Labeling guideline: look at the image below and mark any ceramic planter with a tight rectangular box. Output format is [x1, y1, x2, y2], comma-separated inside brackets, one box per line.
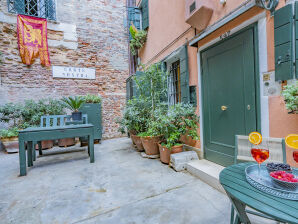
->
[133, 135, 144, 152]
[35, 140, 54, 150]
[141, 136, 161, 155]
[0, 137, 19, 153]
[72, 112, 82, 121]
[158, 144, 183, 164]
[58, 138, 75, 147]
[129, 131, 137, 145]
[180, 134, 200, 148]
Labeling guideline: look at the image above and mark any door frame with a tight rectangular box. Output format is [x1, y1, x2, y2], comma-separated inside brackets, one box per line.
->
[197, 12, 269, 162]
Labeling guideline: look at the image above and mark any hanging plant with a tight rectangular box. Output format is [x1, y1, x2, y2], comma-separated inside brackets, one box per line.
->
[282, 81, 298, 114]
[129, 26, 147, 56]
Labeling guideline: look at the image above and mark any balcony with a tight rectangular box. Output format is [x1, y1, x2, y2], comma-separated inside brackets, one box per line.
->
[185, 0, 214, 31]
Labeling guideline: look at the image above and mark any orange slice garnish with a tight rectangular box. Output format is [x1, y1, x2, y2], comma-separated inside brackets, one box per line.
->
[249, 132, 262, 145]
[285, 134, 298, 149]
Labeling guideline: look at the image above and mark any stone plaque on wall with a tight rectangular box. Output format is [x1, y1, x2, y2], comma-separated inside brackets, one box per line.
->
[52, 66, 96, 80]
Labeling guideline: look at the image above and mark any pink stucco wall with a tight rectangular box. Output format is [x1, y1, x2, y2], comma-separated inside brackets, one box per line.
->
[137, 1, 298, 163]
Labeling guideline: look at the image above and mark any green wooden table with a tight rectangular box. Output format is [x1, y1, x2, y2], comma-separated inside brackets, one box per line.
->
[219, 163, 298, 224]
[18, 124, 94, 176]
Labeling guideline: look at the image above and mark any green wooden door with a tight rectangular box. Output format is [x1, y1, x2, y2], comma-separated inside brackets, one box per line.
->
[201, 27, 257, 167]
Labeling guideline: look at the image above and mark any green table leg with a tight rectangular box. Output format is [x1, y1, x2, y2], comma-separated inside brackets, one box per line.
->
[27, 141, 33, 167]
[230, 205, 235, 224]
[32, 141, 36, 161]
[88, 134, 94, 163]
[38, 141, 42, 156]
[227, 193, 251, 224]
[19, 139, 26, 176]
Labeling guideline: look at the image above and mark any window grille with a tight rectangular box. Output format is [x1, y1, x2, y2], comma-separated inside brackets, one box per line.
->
[168, 60, 181, 105]
[7, 0, 56, 20]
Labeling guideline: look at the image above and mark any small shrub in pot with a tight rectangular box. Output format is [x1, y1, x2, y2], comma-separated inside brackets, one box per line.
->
[61, 96, 85, 121]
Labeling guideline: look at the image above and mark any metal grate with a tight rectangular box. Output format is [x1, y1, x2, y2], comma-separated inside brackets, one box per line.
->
[169, 60, 181, 105]
[7, 0, 56, 20]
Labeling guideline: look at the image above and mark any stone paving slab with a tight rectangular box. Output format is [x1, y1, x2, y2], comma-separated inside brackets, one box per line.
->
[0, 138, 230, 224]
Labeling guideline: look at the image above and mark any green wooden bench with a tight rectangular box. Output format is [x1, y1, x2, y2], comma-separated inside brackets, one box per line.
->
[18, 114, 93, 176]
[36, 114, 88, 155]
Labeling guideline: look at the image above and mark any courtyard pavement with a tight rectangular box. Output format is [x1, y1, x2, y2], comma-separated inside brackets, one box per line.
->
[0, 138, 231, 224]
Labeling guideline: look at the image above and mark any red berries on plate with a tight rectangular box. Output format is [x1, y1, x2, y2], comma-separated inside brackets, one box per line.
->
[270, 171, 298, 183]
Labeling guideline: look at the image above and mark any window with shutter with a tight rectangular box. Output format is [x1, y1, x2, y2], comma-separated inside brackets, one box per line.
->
[169, 60, 181, 104]
[167, 45, 190, 105]
[140, 0, 149, 30]
[128, 7, 141, 40]
[8, 0, 56, 20]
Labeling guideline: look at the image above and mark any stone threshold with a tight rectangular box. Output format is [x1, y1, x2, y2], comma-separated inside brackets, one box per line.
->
[186, 159, 225, 194]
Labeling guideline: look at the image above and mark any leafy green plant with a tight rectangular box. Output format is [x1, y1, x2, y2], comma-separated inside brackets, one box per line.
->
[282, 81, 298, 114]
[129, 25, 137, 39]
[0, 127, 19, 138]
[20, 99, 66, 128]
[61, 96, 84, 112]
[157, 103, 199, 149]
[0, 98, 66, 132]
[134, 63, 168, 115]
[117, 98, 151, 135]
[0, 103, 23, 126]
[130, 29, 147, 55]
[83, 94, 102, 104]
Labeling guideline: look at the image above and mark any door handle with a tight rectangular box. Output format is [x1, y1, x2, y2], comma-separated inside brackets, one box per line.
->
[247, 105, 251, 110]
[221, 105, 228, 111]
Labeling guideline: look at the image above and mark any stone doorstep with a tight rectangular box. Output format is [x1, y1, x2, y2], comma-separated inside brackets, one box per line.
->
[186, 159, 226, 194]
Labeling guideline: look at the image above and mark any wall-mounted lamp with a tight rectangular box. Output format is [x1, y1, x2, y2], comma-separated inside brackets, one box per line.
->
[220, 0, 227, 5]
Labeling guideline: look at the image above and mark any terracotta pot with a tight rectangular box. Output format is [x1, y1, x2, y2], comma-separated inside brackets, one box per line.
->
[133, 135, 144, 152]
[129, 131, 137, 145]
[158, 144, 183, 164]
[1, 137, 19, 153]
[180, 134, 200, 148]
[58, 138, 75, 147]
[35, 140, 54, 150]
[141, 136, 161, 155]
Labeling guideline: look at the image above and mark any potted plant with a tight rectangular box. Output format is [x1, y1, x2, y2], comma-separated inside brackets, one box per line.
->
[139, 106, 167, 155]
[139, 124, 162, 156]
[0, 128, 19, 153]
[158, 124, 183, 164]
[117, 98, 151, 151]
[158, 103, 199, 164]
[129, 25, 147, 56]
[62, 96, 85, 121]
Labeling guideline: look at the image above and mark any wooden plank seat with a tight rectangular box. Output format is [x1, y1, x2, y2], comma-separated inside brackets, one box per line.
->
[18, 114, 93, 176]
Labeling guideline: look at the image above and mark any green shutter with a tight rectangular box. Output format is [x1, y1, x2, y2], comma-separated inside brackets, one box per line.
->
[140, 0, 149, 30]
[295, 1, 298, 78]
[189, 86, 197, 107]
[274, 4, 293, 81]
[126, 77, 131, 101]
[179, 44, 190, 103]
[14, 0, 25, 15]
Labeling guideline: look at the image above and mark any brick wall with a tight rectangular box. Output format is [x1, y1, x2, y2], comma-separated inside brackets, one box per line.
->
[0, 0, 129, 138]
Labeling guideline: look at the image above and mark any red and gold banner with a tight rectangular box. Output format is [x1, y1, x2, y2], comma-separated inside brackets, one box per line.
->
[17, 15, 50, 66]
